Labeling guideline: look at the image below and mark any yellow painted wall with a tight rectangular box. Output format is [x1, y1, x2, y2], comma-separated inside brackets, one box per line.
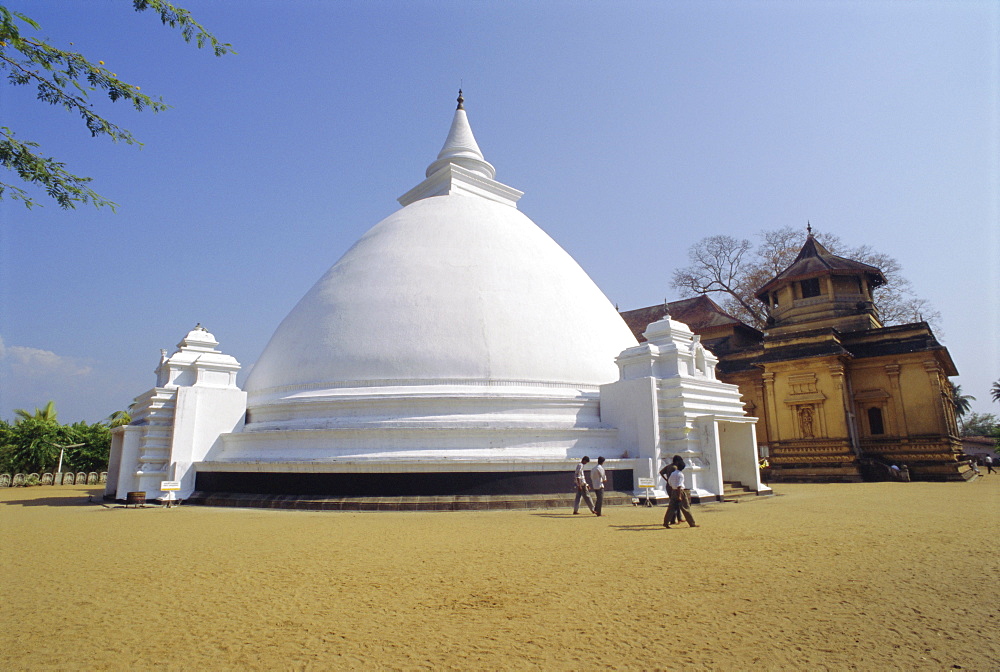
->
[721, 352, 957, 451]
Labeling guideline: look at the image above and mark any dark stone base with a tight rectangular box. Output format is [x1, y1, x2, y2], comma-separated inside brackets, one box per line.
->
[194, 469, 635, 498]
[185, 490, 636, 512]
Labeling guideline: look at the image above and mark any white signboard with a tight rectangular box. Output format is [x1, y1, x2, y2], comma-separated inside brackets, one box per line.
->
[160, 480, 181, 491]
[637, 477, 656, 488]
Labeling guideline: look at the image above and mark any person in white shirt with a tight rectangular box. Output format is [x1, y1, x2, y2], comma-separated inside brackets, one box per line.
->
[591, 456, 608, 516]
[664, 462, 698, 528]
[659, 455, 685, 525]
[573, 456, 595, 514]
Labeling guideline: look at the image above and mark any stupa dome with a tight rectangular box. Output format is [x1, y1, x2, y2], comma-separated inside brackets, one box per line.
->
[244, 97, 636, 421]
[245, 194, 633, 400]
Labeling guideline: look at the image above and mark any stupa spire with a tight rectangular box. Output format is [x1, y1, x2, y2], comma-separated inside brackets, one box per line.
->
[398, 92, 523, 208]
[425, 90, 495, 179]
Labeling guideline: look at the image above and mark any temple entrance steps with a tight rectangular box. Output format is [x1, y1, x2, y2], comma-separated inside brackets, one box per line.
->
[721, 481, 768, 502]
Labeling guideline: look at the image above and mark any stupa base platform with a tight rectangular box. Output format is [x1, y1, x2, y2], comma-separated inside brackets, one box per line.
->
[765, 460, 974, 483]
[185, 490, 637, 511]
[763, 462, 863, 483]
[905, 460, 979, 482]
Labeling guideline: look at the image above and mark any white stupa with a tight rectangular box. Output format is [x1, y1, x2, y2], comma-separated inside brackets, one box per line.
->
[106, 93, 768, 504]
[193, 91, 638, 495]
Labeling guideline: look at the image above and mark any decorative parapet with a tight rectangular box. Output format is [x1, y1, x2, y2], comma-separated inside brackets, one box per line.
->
[155, 324, 241, 389]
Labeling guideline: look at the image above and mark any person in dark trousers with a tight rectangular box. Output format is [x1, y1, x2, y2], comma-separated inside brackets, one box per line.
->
[659, 455, 686, 524]
[986, 456, 995, 474]
[591, 456, 607, 516]
[573, 456, 594, 514]
[664, 461, 698, 528]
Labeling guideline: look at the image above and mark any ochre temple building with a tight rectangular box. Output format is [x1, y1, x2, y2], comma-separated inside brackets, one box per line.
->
[622, 234, 970, 482]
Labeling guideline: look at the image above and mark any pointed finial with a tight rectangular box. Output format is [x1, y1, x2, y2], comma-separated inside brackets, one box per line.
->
[456, 88, 464, 110]
[806, 221, 813, 236]
[663, 299, 671, 319]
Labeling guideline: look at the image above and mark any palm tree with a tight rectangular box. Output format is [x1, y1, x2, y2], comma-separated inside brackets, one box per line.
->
[2, 416, 64, 472]
[950, 383, 975, 431]
[992, 379, 1000, 404]
[13, 400, 58, 425]
[105, 410, 132, 428]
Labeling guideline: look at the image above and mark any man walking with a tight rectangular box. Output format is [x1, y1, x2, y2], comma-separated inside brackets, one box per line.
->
[986, 455, 995, 474]
[659, 455, 685, 525]
[664, 462, 698, 528]
[573, 456, 595, 514]
[591, 456, 608, 516]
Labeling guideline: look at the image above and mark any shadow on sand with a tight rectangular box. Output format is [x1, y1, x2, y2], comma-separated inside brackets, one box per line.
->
[0, 486, 106, 508]
[609, 523, 670, 532]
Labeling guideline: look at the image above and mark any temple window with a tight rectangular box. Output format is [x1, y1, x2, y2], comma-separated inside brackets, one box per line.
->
[867, 407, 885, 435]
[800, 278, 822, 298]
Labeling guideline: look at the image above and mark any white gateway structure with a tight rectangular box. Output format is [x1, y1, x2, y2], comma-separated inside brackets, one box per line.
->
[106, 94, 769, 504]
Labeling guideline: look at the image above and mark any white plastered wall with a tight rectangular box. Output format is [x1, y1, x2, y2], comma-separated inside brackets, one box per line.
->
[717, 418, 765, 492]
[170, 385, 246, 499]
[105, 425, 142, 499]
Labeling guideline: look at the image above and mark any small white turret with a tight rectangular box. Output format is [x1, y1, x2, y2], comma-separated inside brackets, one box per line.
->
[155, 324, 241, 389]
[601, 313, 768, 501]
[107, 326, 247, 502]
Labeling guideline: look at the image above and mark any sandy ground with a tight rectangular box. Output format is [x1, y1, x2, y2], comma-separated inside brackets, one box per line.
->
[2, 479, 998, 671]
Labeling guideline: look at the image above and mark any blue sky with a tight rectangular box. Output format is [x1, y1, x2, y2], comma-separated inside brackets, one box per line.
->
[2, 0, 998, 422]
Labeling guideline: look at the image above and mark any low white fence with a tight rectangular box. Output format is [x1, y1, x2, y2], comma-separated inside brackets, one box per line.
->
[0, 472, 108, 487]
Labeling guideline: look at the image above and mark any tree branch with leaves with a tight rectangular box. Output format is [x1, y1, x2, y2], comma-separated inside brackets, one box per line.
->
[0, 1, 233, 210]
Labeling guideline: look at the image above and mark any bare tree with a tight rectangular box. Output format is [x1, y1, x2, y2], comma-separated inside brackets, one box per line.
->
[672, 226, 941, 332]
[670, 235, 767, 326]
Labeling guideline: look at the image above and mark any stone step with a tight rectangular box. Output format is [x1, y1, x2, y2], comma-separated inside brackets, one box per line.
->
[722, 481, 766, 502]
[764, 464, 863, 483]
